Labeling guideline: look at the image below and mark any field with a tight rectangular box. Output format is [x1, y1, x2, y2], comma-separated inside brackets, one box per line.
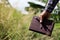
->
[0, 10, 60, 40]
[0, 2, 60, 40]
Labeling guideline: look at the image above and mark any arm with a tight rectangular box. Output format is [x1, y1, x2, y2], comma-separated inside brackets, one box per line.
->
[39, 0, 59, 22]
[45, 0, 59, 13]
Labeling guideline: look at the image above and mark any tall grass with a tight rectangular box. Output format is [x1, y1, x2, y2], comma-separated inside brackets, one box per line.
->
[0, 3, 60, 40]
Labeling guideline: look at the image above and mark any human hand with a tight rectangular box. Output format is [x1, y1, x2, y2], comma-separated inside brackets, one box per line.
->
[39, 10, 51, 23]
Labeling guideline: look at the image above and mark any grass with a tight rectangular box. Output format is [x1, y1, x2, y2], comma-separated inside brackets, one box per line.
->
[0, 3, 60, 40]
[1, 12, 60, 40]
[55, 23, 60, 28]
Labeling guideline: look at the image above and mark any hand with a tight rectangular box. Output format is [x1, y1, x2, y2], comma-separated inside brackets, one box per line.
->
[39, 10, 51, 23]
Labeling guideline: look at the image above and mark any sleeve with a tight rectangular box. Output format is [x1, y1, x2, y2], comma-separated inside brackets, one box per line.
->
[45, 0, 59, 13]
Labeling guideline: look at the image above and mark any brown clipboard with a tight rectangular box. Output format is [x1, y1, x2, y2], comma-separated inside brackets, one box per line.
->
[29, 16, 55, 36]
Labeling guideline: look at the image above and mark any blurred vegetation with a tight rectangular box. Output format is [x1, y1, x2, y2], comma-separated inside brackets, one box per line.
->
[26, 0, 60, 22]
[0, 0, 60, 40]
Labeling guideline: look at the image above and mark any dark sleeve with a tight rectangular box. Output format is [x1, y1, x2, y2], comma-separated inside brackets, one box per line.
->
[45, 0, 59, 13]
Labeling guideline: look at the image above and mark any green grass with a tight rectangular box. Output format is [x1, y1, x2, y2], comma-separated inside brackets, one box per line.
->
[55, 23, 60, 28]
[1, 12, 60, 40]
[0, 3, 60, 40]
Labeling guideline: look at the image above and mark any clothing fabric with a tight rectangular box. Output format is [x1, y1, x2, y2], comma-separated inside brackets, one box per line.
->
[45, 0, 59, 13]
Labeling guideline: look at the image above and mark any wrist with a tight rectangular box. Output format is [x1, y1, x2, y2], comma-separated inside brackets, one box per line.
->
[43, 10, 50, 14]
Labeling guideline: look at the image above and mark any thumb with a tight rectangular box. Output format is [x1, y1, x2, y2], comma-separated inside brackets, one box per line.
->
[39, 16, 43, 23]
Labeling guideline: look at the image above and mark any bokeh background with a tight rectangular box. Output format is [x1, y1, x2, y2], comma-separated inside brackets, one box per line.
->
[0, 0, 60, 40]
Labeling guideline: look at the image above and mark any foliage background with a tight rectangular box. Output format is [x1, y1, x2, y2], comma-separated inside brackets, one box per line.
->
[0, 0, 60, 40]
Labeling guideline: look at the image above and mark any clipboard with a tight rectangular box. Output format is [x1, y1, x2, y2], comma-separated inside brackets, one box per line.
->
[29, 16, 55, 36]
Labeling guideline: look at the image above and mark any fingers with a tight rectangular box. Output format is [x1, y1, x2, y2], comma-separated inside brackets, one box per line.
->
[39, 11, 51, 23]
[39, 15, 43, 23]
